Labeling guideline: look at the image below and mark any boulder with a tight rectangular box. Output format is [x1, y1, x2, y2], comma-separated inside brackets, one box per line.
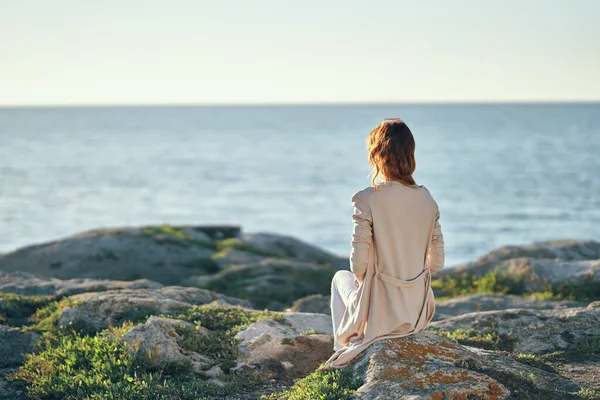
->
[589, 301, 600, 310]
[0, 271, 163, 297]
[350, 333, 580, 399]
[437, 239, 600, 279]
[192, 259, 336, 310]
[239, 233, 347, 268]
[0, 326, 37, 368]
[429, 306, 600, 355]
[0, 226, 228, 285]
[433, 293, 586, 321]
[121, 316, 213, 373]
[57, 287, 251, 334]
[235, 312, 334, 378]
[289, 294, 331, 315]
[449, 257, 600, 292]
[0, 369, 27, 400]
[0, 226, 348, 288]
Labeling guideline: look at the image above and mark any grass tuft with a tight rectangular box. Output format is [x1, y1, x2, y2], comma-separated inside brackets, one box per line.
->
[432, 271, 600, 302]
[0, 292, 54, 327]
[263, 367, 362, 400]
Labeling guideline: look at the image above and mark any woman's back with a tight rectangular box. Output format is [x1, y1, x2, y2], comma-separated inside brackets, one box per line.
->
[365, 181, 438, 281]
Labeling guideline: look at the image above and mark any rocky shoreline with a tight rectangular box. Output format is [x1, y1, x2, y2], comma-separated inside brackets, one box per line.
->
[1, 226, 599, 399]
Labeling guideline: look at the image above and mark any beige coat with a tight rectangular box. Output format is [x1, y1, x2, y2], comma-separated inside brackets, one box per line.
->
[325, 181, 445, 367]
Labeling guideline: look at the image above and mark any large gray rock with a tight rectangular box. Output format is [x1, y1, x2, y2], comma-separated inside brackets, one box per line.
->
[192, 259, 336, 310]
[57, 287, 251, 334]
[433, 293, 587, 321]
[0, 325, 37, 368]
[0, 369, 27, 400]
[0, 271, 163, 297]
[429, 306, 600, 355]
[438, 239, 600, 279]
[0, 327, 34, 398]
[349, 333, 580, 399]
[239, 233, 346, 268]
[439, 257, 600, 292]
[0, 226, 347, 287]
[235, 312, 333, 378]
[121, 316, 213, 374]
[0, 226, 227, 285]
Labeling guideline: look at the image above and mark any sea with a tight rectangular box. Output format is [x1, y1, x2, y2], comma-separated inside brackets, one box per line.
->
[1, 103, 599, 267]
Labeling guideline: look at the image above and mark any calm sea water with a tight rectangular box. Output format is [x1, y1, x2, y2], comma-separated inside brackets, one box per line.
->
[1, 104, 599, 267]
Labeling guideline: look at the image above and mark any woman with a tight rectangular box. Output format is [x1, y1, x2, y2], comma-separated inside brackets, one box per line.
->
[324, 118, 445, 368]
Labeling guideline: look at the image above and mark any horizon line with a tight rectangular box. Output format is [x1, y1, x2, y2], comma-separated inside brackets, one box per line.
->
[1, 99, 599, 109]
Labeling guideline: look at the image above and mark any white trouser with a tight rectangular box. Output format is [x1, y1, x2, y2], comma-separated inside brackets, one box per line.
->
[330, 270, 358, 351]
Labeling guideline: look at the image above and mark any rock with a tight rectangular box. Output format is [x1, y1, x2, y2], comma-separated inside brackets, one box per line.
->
[0, 226, 227, 285]
[0, 368, 27, 400]
[433, 293, 586, 321]
[350, 332, 580, 399]
[239, 233, 346, 268]
[235, 312, 333, 378]
[192, 259, 337, 310]
[121, 316, 212, 373]
[0, 325, 37, 368]
[202, 365, 224, 379]
[429, 306, 600, 355]
[0, 226, 349, 287]
[588, 301, 600, 310]
[57, 287, 251, 334]
[486, 258, 599, 291]
[0, 271, 163, 297]
[211, 249, 269, 268]
[288, 294, 331, 315]
[437, 239, 600, 279]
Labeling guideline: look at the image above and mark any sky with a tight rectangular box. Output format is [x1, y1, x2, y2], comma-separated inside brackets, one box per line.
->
[1, 0, 599, 106]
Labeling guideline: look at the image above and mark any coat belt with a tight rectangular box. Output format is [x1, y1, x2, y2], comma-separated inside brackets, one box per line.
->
[376, 268, 430, 288]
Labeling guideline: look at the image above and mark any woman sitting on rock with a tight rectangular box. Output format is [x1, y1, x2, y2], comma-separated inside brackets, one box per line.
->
[325, 118, 445, 368]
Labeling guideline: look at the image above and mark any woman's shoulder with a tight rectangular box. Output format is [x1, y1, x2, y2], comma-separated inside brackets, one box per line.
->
[352, 186, 376, 200]
[352, 183, 437, 203]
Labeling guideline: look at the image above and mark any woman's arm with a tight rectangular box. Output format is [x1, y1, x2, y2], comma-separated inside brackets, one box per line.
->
[350, 192, 373, 282]
[427, 207, 445, 273]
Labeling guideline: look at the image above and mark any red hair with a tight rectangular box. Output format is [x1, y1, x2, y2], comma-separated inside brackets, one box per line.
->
[367, 119, 416, 187]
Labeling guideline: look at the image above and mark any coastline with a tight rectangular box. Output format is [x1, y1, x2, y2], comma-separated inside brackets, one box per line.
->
[1, 225, 599, 399]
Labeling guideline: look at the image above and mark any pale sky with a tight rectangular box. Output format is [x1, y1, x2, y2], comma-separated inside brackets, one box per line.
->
[1, 0, 599, 105]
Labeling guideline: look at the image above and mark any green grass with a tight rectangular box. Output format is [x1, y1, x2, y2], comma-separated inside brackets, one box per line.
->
[262, 367, 362, 400]
[528, 278, 600, 302]
[432, 271, 600, 302]
[213, 238, 283, 259]
[142, 226, 216, 250]
[431, 271, 526, 299]
[0, 292, 54, 327]
[571, 389, 600, 400]
[23, 298, 85, 334]
[171, 305, 285, 370]
[300, 329, 325, 336]
[9, 323, 262, 400]
[10, 305, 282, 400]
